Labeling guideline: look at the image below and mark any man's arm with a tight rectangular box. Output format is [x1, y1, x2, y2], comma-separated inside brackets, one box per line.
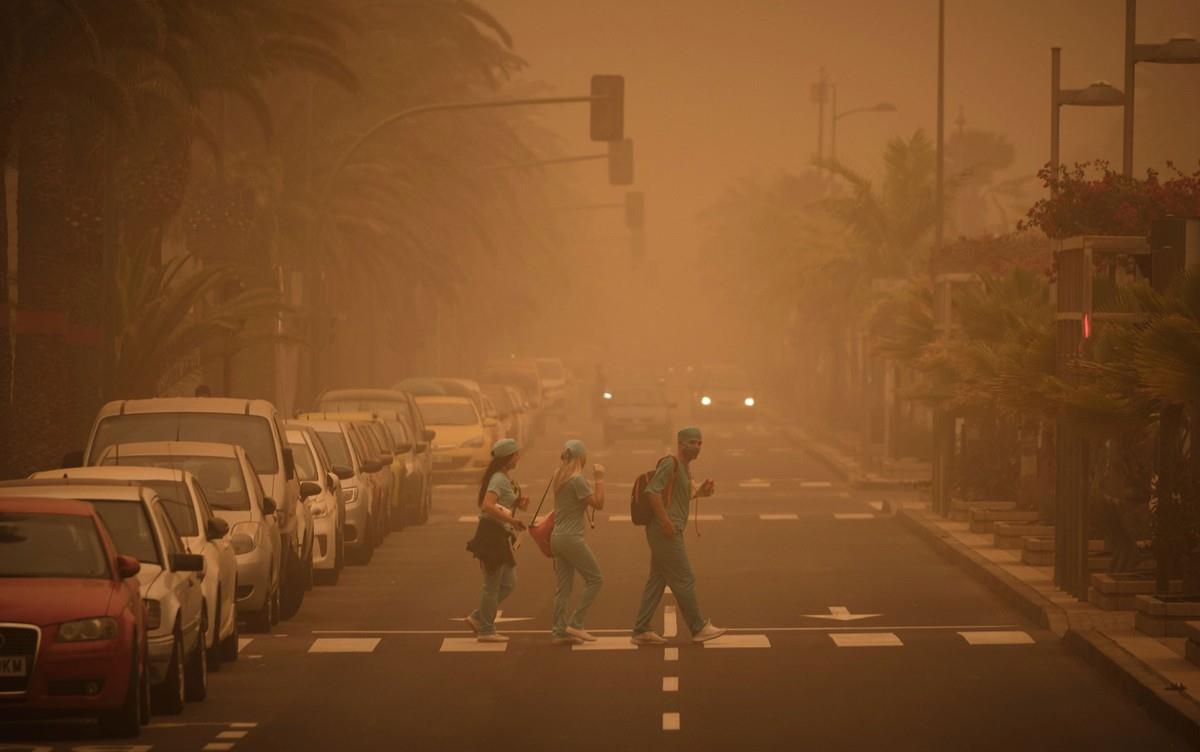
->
[645, 491, 675, 538]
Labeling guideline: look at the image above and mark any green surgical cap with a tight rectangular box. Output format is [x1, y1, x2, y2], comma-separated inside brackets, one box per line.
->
[491, 438, 519, 458]
[562, 439, 587, 459]
[677, 427, 702, 442]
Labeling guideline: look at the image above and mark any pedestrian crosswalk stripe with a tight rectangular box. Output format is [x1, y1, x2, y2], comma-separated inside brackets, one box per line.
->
[608, 515, 633, 522]
[572, 637, 637, 651]
[238, 638, 253, 651]
[458, 515, 477, 523]
[958, 630, 1035, 646]
[663, 676, 679, 692]
[834, 513, 874, 520]
[440, 638, 507, 653]
[203, 745, 234, 751]
[664, 647, 679, 662]
[663, 712, 681, 731]
[867, 501, 885, 511]
[703, 634, 771, 649]
[216, 731, 248, 740]
[308, 638, 380, 653]
[760, 513, 799, 520]
[830, 632, 903, 647]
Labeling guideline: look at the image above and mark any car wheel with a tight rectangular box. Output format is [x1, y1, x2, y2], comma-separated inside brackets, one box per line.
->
[420, 481, 432, 524]
[151, 629, 185, 715]
[185, 609, 208, 701]
[220, 601, 240, 661]
[98, 651, 142, 738]
[279, 549, 305, 620]
[206, 594, 222, 672]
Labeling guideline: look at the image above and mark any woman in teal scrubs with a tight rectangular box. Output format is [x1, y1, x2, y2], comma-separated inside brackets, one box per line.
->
[550, 439, 606, 645]
[466, 438, 527, 643]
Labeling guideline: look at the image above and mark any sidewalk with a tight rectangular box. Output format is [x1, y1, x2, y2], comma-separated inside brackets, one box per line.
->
[785, 425, 931, 490]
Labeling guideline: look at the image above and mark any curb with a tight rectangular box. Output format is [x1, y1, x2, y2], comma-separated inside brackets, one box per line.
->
[783, 426, 853, 482]
[785, 427, 931, 491]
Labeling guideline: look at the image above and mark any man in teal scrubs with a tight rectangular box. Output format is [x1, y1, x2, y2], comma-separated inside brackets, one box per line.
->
[631, 427, 726, 644]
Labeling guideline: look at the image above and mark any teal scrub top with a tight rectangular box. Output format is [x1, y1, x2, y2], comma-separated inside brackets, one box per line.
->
[552, 474, 594, 536]
[481, 471, 519, 531]
[646, 456, 692, 530]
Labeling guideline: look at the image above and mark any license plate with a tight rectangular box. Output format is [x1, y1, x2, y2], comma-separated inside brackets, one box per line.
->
[0, 656, 26, 677]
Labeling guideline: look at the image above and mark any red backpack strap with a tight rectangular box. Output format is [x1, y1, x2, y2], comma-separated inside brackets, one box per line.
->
[663, 455, 678, 513]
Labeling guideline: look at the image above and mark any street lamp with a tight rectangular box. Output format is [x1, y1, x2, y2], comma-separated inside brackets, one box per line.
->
[1050, 47, 1125, 185]
[830, 85, 896, 160]
[1123, 0, 1200, 175]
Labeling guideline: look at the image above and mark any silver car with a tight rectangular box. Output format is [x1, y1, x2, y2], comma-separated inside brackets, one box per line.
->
[285, 425, 346, 584]
[292, 418, 376, 565]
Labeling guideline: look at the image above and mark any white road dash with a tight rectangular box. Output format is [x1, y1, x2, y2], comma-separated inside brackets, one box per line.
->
[440, 637, 508, 653]
[572, 636, 637, 651]
[663, 712, 681, 731]
[867, 501, 885, 511]
[830, 632, 903, 647]
[664, 605, 678, 638]
[801, 481, 834, 489]
[663, 676, 679, 692]
[702, 634, 771, 649]
[216, 731, 248, 740]
[664, 647, 679, 662]
[834, 513, 875, 520]
[203, 745, 234, 752]
[759, 513, 799, 520]
[230, 722, 259, 728]
[608, 515, 633, 522]
[694, 514, 724, 521]
[458, 515, 478, 523]
[739, 479, 771, 489]
[308, 638, 380, 653]
[238, 638, 253, 651]
[958, 630, 1035, 646]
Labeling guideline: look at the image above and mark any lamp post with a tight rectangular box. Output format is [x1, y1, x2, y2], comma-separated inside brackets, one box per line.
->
[1050, 48, 1125, 185]
[1123, 0, 1200, 176]
[830, 87, 896, 160]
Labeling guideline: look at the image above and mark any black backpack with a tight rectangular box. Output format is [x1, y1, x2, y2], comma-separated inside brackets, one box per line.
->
[630, 456, 678, 526]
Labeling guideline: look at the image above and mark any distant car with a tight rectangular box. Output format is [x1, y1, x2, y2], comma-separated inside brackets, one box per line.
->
[30, 465, 239, 670]
[482, 383, 526, 447]
[285, 425, 345, 584]
[94, 442, 283, 635]
[601, 383, 675, 445]
[534, 357, 569, 415]
[691, 365, 758, 419]
[0, 498, 149, 737]
[294, 417, 380, 565]
[415, 395, 491, 484]
[0, 480, 206, 715]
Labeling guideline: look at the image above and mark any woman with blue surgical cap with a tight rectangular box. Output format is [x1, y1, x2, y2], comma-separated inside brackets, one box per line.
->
[549, 439, 606, 645]
[465, 438, 527, 642]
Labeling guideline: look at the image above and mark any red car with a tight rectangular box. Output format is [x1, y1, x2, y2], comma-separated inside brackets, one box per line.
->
[0, 498, 149, 737]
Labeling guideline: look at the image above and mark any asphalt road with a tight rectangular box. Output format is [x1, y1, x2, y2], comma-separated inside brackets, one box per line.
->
[1, 411, 1191, 751]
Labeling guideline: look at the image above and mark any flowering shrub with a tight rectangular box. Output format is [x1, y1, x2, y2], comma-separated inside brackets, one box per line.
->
[1020, 161, 1200, 238]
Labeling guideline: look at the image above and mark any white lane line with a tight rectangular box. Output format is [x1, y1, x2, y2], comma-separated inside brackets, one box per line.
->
[834, 513, 875, 520]
[867, 501, 885, 511]
[694, 514, 724, 521]
[247, 655, 263, 659]
[238, 637, 253, 651]
[830, 632, 903, 647]
[664, 647, 679, 662]
[203, 745, 234, 751]
[308, 638, 380, 653]
[274, 633, 288, 638]
[760, 513, 799, 521]
[801, 481, 833, 489]
[230, 722, 259, 728]
[703, 634, 771, 649]
[768, 447, 793, 453]
[664, 606, 678, 638]
[440, 637, 508, 653]
[458, 515, 478, 523]
[216, 731, 249, 740]
[608, 515, 632, 522]
[663, 676, 679, 692]
[663, 712, 681, 731]
[573, 637, 637, 651]
[739, 479, 771, 489]
[958, 630, 1035, 646]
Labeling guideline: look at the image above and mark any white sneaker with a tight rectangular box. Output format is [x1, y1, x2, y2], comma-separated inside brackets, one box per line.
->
[565, 626, 598, 642]
[466, 614, 482, 634]
[631, 631, 668, 645]
[477, 633, 509, 643]
[692, 623, 727, 643]
[553, 634, 584, 645]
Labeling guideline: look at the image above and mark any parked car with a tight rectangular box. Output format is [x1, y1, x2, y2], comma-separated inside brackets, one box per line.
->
[31, 465, 239, 669]
[294, 417, 380, 565]
[315, 389, 435, 524]
[600, 383, 676, 445]
[285, 425, 345, 584]
[93, 441, 283, 635]
[316, 416, 394, 543]
[0, 480, 206, 714]
[76, 397, 310, 619]
[482, 383, 526, 447]
[414, 395, 492, 484]
[480, 359, 546, 436]
[0, 498, 149, 737]
[534, 357, 569, 415]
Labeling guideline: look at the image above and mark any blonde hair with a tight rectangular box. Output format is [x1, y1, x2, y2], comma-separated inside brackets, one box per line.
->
[551, 454, 586, 493]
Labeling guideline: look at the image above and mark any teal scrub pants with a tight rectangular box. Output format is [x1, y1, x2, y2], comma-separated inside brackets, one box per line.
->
[471, 562, 516, 635]
[632, 524, 707, 636]
[551, 534, 604, 636]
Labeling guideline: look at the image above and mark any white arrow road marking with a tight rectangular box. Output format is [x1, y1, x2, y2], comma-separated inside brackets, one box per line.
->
[804, 606, 882, 622]
[831, 632, 903, 647]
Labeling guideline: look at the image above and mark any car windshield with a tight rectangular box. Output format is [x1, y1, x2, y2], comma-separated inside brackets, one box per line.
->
[482, 388, 513, 414]
[417, 401, 477, 426]
[103, 456, 250, 512]
[89, 500, 160, 565]
[0, 512, 110, 579]
[316, 431, 352, 468]
[288, 441, 319, 481]
[702, 369, 751, 390]
[90, 413, 278, 474]
[610, 387, 662, 405]
[141, 482, 198, 537]
[537, 361, 565, 380]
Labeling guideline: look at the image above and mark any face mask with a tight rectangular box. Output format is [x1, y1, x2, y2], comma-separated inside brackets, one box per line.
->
[682, 445, 700, 461]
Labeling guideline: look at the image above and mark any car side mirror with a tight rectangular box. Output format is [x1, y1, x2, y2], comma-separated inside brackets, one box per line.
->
[170, 552, 204, 572]
[282, 447, 296, 480]
[416, 442, 430, 453]
[61, 449, 84, 468]
[116, 554, 141, 579]
[361, 459, 383, 473]
[332, 465, 354, 481]
[483, 418, 498, 428]
[261, 496, 278, 516]
[379, 453, 394, 464]
[396, 443, 413, 454]
[423, 429, 436, 442]
[300, 480, 322, 499]
[326, 471, 340, 492]
[205, 517, 230, 541]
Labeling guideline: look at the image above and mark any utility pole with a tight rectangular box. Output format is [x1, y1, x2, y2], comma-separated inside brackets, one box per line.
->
[812, 68, 829, 163]
[935, 0, 945, 251]
[1123, 0, 1136, 177]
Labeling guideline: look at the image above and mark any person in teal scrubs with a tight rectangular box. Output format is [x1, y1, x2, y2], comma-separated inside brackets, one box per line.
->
[549, 439, 607, 645]
[466, 438, 527, 643]
[631, 427, 726, 644]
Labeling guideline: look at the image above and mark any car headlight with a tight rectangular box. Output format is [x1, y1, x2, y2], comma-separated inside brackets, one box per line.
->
[700, 396, 712, 406]
[143, 600, 162, 631]
[343, 486, 359, 506]
[603, 392, 613, 401]
[311, 500, 330, 519]
[744, 397, 755, 407]
[58, 616, 119, 642]
[230, 521, 261, 555]
[461, 436, 484, 449]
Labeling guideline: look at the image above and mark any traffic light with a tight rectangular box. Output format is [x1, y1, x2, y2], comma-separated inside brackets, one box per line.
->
[590, 75, 624, 141]
[608, 139, 634, 186]
[625, 191, 644, 230]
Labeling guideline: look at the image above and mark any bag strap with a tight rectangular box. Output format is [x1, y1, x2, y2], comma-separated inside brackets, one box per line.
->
[528, 475, 555, 526]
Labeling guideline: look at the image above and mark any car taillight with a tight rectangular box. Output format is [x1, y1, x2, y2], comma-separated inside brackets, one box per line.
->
[144, 600, 161, 631]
